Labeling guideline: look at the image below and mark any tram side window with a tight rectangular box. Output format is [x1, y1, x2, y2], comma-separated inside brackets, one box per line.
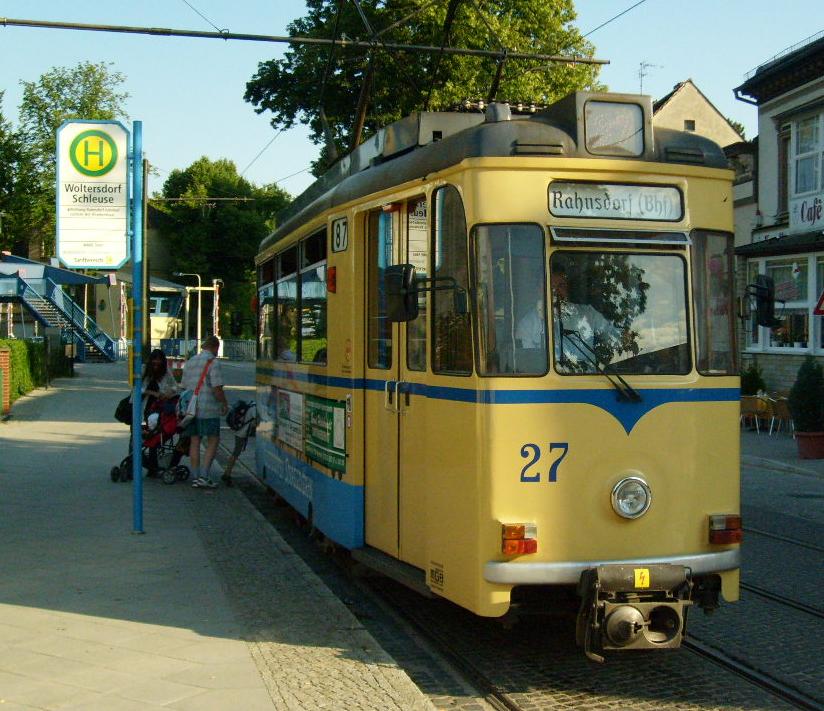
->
[258, 258, 275, 359]
[259, 290, 274, 359]
[407, 197, 428, 371]
[692, 230, 737, 375]
[276, 246, 298, 361]
[367, 209, 397, 369]
[300, 230, 327, 364]
[474, 224, 547, 375]
[432, 185, 472, 374]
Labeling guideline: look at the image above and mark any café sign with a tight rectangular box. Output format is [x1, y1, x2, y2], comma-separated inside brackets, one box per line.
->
[549, 182, 683, 221]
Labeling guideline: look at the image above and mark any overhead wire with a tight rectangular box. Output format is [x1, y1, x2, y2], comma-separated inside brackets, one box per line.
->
[240, 127, 286, 177]
[582, 0, 647, 38]
[275, 166, 312, 185]
[179, 0, 228, 35]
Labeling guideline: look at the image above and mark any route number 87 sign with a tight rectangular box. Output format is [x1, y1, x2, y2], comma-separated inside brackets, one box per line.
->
[332, 218, 348, 253]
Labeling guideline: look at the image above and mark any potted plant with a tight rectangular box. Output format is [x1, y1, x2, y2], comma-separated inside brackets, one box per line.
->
[788, 356, 824, 458]
[740, 362, 765, 396]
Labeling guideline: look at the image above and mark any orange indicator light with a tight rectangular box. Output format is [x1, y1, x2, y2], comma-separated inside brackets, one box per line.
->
[501, 523, 537, 555]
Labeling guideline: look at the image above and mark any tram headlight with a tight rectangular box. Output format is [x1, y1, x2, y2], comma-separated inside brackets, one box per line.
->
[611, 477, 651, 519]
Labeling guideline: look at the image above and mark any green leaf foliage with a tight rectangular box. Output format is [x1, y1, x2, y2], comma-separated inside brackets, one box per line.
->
[156, 157, 291, 337]
[0, 339, 66, 404]
[0, 92, 41, 254]
[740, 362, 765, 396]
[245, 0, 602, 171]
[12, 62, 129, 256]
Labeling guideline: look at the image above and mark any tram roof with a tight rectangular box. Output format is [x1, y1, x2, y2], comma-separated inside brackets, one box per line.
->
[260, 91, 729, 254]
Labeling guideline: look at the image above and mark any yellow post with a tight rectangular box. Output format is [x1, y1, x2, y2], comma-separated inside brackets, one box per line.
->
[127, 298, 134, 387]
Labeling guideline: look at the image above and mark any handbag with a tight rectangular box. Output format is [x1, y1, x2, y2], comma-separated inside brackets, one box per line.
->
[114, 395, 132, 425]
[177, 359, 214, 427]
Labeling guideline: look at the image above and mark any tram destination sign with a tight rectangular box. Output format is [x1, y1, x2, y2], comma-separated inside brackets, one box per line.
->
[56, 120, 130, 269]
[549, 182, 683, 222]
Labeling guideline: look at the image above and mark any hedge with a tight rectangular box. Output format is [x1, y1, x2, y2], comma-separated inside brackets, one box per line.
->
[0, 339, 72, 404]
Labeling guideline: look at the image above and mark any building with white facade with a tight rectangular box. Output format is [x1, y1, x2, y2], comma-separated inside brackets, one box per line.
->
[733, 31, 824, 391]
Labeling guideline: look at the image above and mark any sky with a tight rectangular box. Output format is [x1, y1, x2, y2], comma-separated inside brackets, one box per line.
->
[1, 1, 822, 201]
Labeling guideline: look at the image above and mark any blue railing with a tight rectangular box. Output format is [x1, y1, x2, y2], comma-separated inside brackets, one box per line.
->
[16, 276, 116, 360]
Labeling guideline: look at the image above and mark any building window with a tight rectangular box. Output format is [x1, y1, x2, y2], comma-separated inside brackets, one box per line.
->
[794, 114, 821, 196]
[777, 124, 791, 217]
[746, 261, 760, 348]
[747, 255, 814, 352]
[684, 119, 695, 132]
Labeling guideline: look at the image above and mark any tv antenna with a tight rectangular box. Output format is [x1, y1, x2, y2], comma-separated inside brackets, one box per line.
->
[639, 61, 662, 94]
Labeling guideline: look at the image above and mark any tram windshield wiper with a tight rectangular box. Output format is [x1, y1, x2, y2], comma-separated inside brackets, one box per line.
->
[561, 328, 642, 403]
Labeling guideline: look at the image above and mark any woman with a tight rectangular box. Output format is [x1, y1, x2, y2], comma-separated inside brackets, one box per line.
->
[141, 349, 180, 478]
[141, 349, 179, 417]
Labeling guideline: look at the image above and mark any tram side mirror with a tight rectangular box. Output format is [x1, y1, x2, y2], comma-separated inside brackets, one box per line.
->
[751, 275, 779, 327]
[453, 288, 468, 315]
[385, 264, 419, 322]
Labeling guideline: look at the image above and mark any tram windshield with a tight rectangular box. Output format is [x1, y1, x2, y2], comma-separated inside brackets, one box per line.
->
[475, 226, 690, 376]
[551, 252, 690, 375]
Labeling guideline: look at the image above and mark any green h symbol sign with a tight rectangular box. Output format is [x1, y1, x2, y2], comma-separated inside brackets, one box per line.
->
[69, 129, 118, 177]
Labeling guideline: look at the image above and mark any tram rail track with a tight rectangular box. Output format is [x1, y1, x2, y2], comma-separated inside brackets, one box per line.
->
[684, 637, 824, 711]
[743, 527, 824, 553]
[359, 576, 525, 711]
[740, 582, 824, 619]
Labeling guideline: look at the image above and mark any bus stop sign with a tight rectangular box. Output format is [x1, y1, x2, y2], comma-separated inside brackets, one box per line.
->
[56, 120, 130, 270]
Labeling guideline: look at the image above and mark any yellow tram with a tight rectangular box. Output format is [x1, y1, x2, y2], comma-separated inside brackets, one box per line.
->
[254, 92, 742, 660]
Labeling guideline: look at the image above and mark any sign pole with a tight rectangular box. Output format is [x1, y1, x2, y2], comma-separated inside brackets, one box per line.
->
[130, 121, 144, 534]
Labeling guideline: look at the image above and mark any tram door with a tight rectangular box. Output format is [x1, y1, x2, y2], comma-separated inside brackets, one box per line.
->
[363, 197, 429, 568]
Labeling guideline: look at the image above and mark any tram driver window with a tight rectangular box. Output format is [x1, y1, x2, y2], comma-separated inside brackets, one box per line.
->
[432, 185, 472, 375]
[475, 224, 547, 375]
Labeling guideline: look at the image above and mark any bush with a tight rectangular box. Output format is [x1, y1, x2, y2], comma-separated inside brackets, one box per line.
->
[789, 356, 824, 432]
[0, 339, 71, 404]
[740, 362, 766, 396]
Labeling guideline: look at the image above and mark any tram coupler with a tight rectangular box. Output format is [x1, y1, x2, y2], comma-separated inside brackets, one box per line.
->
[576, 564, 692, 662]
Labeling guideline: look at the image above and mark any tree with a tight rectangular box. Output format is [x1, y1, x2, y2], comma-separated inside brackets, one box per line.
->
[16, 62, 129, 257]
[0, 92, 40, 254]
[245, 0, 602, 172]
[156, 157, 291, 337]
[727, 119, 746, 141]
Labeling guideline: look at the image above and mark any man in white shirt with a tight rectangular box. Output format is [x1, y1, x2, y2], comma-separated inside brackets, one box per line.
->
[181, 335, 229, 489]
[515, 291, 546, 349]
[515, 265, 620, 367]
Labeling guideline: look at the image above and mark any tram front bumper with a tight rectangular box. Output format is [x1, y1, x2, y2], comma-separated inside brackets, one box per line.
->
[575, 564, 692, 662]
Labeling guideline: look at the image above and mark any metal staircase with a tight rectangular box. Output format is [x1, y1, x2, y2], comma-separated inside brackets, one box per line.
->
[16, 276, 116, 362]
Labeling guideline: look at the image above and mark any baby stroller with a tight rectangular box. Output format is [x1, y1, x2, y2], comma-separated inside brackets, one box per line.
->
[110, 397, 191, 485]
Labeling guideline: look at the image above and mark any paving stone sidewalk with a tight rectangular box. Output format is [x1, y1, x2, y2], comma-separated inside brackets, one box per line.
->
[0, 362, 434, 710]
